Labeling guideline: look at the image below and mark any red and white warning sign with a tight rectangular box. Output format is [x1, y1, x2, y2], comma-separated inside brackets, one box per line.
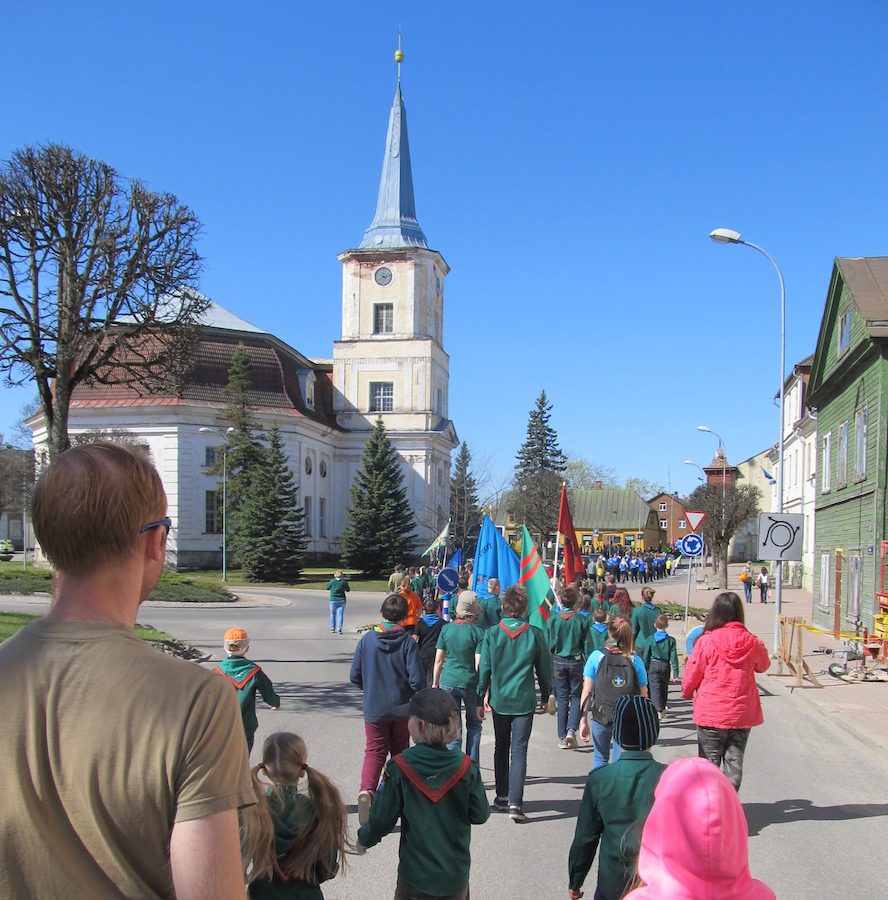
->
[685, 510, 707, 533]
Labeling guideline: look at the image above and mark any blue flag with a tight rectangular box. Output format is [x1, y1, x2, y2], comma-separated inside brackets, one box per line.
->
[445, 547, 462, 570]
[472, 515, 520, 597]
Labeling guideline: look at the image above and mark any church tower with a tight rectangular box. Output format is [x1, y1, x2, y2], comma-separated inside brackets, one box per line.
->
[332, 70, 457, 543]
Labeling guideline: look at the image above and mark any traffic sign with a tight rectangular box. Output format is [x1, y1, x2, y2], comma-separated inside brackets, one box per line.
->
[685, 510, 707, 533]
[436, 567, 459, 593]
[757, 513, 803, 561]
[682, 534, 704, 557]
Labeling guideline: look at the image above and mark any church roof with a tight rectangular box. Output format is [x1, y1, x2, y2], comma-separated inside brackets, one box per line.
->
[358, 84, 429, 250]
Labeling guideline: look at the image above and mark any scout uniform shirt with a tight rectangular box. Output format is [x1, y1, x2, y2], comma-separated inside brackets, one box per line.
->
[436, 619, 485, 689]
[642, 631, 680, 679]
[631, 602, 661, 651]
[548, 608, 590, 659]
[357, 744, 490, 896]
[215, 656, 281, 740]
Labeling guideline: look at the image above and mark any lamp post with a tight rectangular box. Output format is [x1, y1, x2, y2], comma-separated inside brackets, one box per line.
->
[710, 228, 786, 655]
[697, 426, 726, 537]
[683, 460, 705, 484]
[200, 426, 235, 581]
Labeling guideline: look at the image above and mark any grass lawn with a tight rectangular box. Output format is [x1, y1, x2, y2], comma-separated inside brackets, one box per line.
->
[175, 567, 391, 592]
[0, 611, 170, 644]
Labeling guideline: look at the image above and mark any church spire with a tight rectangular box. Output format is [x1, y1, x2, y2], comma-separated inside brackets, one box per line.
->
[359, 45, 428, 250]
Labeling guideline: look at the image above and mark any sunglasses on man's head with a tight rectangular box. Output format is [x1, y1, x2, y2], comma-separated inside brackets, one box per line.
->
[140, 517, 172, 535]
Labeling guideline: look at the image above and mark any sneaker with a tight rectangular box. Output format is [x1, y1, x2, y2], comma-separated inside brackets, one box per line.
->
[509, 806, 527, 823]
[558, 737, 570, 749]
[338, 630, 343, 634]
[492, 796, 509, 811]
[565, 730, 578, 750]
[546, 696, 557, 715]
[358, 790, 374, 826]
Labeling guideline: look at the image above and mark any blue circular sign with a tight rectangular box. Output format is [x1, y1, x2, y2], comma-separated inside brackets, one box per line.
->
[682, 534, 704, 557]
[436, 567, 459, 593]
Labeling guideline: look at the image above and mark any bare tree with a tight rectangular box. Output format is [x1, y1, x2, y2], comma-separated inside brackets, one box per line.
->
[565, 454, 618, 491]
[625, 476, 667, 500]
[0, 144, 208, 458]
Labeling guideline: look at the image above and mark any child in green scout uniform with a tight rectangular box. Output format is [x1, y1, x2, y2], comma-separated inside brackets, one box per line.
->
[631, 586, 661, 652]
[476, 585, 553, 823]
[568, 696, 665, 900]
[586, 607, 610, 655]
[357, 689, 490, 900]
[548, 585, 590, 750]
[641, 614, 680, 719]
[216, 628, 280, 752]
[433, 592, 485, 764]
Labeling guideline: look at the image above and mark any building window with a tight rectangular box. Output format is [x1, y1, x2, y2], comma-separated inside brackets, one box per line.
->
[855, 407, 867, 478]
[822, 432, 831, 492]
[318, 498, 326, 538]
[373, 303, 393, 334]
[659, 519, 668, 529]
[306, 382, 315, 409]
[658, 502, 667, 511]
[678, 519, 686, 529]
[838, 308, 851, 356]
[205, 490, 222, 534]
[847, 553, 863, 622]
[304, 496, 312, 537]
[838, 421, 848, 487]
[205, 447, 217, 467]
[369, 382, 394, 412]
[819, 552, 830, 611]
[437, 388, 443, 416]
[305, 456, 312, 476]
[319, 460, 327, 478]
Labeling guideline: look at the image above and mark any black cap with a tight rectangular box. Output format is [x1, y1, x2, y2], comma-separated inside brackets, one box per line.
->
[391, 688, 457, 725]
[612, 695, 660, 751]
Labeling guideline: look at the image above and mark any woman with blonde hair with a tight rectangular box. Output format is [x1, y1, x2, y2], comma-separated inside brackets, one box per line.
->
[244, 732, 354, 898]
[578, 619, 648, 768]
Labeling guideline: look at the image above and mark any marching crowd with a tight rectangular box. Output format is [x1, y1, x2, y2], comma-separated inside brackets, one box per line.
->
[0, 443, 774, 900]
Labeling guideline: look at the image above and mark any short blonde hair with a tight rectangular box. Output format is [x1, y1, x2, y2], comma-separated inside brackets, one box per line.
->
[412, 711, 459, 746]
[32, 442, 166, 576]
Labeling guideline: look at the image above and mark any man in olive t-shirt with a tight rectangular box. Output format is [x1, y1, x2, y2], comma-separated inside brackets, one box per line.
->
[0, 443, 254, 900]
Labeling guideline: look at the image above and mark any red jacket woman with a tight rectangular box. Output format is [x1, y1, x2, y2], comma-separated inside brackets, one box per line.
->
[681, 593, 769, 790]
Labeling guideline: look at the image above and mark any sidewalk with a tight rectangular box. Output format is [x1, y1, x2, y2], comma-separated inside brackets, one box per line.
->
[656, 560, 888, 756]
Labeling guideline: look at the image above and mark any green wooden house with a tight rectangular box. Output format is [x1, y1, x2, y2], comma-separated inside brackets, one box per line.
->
[807, 257, 888, 633]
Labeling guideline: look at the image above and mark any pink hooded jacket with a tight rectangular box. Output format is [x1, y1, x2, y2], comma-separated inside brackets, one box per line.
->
[681, 622, 770, 729]
[624, 757, 775, 900]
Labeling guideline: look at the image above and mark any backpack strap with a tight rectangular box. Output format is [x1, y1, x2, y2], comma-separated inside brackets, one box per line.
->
[392, 754, 472, 803]
[214, 664, 260, 691]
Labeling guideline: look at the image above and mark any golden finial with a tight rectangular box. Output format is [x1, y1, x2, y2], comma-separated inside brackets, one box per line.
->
[395, 30, 404, 83]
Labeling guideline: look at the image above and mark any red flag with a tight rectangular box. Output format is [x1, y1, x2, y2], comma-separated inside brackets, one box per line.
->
[558, 485, 584, 584]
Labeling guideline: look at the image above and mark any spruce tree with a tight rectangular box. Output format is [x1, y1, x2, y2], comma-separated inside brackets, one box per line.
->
[228, 424, 307, 582]
[512, 390, 566, 552]
[450, 441, 481, 556]
[341, 416, 415, 576]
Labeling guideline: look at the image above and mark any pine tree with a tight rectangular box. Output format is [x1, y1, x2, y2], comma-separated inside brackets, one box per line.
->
[228, 424, 307, 582]
[341, 417, 415, 576]
[450, 441, 481, 556]
[511, 390, 566, 553]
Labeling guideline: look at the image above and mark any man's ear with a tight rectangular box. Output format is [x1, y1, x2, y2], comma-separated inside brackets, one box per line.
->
[144, 524, 167, 562]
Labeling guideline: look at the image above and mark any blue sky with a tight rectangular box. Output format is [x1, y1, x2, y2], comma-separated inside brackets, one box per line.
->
[3, 2, 888, 498]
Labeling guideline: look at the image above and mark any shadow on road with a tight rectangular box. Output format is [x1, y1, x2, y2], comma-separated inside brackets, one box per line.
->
[743, 798, 888, 836]
[274, 680, 364, 717]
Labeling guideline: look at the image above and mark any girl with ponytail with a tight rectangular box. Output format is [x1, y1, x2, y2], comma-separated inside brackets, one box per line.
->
[244, 732, 354, 898]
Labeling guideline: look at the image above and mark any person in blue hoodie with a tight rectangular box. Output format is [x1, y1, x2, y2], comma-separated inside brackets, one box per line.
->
[413, 597, 445, 686]
[586, 607, 610, 654]
[350, 594, 425, 826]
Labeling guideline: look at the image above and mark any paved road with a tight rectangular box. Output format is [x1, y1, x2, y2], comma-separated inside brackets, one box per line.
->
[5, 587, 887, 898]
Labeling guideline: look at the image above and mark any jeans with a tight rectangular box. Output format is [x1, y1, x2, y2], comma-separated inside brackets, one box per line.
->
[440, 683, 482, 764]
[329, 600, 345, 631]
[591, 718, 623, 769]
[647, 658, 670, 712]
[743, 581, 752, 603]
[492, 711, 534, 808]
[553, 656, 584, 738]
[361, 719, 410, 792]
[697, 726, 751, 790]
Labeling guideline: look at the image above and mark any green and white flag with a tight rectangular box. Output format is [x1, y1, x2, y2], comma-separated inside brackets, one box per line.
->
[422, 520, 450, 557]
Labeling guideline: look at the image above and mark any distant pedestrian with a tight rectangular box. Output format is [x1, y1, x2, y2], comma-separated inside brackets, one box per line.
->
[326, 570, 350, 633]
[681, 592, 770, 790]
[756, 567, 769, 604]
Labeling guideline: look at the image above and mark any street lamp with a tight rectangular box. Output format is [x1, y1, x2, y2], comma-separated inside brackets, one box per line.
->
[710, 228, 786, 654]
[697, 426, 726, 537]
[200, 426, 235, 581]
[684, 460, 705, 484]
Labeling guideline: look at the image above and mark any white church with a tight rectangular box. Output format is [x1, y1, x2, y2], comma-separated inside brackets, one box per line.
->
[30, 80, 458, 567]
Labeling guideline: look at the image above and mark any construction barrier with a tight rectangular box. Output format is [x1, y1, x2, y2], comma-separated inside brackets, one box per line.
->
[776, 616, 822, 689]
